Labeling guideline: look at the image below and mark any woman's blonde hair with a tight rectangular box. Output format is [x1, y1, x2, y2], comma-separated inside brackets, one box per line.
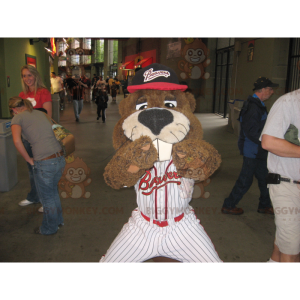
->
[21, 65, 47, 95]
[9, 96, 33, 117]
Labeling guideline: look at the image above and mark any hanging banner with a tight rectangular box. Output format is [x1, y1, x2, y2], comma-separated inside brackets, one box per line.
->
[50, 38, 56, 56]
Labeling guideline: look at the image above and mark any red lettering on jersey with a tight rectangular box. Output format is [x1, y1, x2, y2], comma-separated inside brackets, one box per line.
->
[139, 170, 181, 195]
[167, 172, 174, 180]
[174, 172, 181, 179]
[139, 170, 151, 190]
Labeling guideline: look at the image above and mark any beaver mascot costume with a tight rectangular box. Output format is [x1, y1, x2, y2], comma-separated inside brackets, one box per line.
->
[100, 63, 222, 262]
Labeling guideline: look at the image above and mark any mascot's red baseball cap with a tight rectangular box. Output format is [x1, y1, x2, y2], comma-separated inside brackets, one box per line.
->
[127, 63, 188, 93]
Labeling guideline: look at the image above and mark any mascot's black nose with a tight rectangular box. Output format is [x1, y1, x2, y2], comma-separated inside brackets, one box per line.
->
[138, 108, 174, 136]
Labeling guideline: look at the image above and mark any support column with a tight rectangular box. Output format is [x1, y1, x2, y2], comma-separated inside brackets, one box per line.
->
[104, 40, 109, 79]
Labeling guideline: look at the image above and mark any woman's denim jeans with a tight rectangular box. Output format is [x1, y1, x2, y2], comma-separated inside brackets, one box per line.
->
[22, 138, 39, 203]
[33, 156, 66, 235]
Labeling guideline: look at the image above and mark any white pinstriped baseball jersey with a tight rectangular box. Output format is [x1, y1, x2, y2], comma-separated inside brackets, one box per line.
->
[135, 158, 194, 221]
[100, 158, 222, 263]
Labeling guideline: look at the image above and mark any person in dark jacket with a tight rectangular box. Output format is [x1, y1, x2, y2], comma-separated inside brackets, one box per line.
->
[221, 77, 279, 215]
[96, 87, 108, 123]
[64, 74, 77, 103]
[91, 74, 99, 101]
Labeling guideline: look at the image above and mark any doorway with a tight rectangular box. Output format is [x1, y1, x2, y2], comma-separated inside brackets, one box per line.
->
[213, 39, 234, 118]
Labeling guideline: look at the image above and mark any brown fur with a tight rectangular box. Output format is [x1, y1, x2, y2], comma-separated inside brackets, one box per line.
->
[104, 90, 221, 190]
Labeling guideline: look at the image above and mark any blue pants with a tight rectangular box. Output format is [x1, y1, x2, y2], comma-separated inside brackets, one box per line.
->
[73, 99, 83, 120]
[223, 156, 272, 209]
[33, 156, 66, 235]
[22, 138, 40, 203]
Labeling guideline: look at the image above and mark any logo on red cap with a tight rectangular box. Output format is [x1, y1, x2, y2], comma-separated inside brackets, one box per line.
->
[143, 68, 171, 82]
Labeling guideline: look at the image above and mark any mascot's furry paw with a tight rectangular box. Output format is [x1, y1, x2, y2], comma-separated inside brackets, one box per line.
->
[126, 136, 158, 172]
[173, 140, 221, 181]
[104, 136, 158, 189]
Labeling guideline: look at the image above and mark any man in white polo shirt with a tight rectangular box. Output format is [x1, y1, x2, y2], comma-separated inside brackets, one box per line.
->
[50, 72, 65, 110]
[261, 88, 300, 262]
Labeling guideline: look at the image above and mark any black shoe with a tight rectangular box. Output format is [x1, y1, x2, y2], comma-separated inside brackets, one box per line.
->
[76, 118, 79, 122]
[97, 116, 99, 120]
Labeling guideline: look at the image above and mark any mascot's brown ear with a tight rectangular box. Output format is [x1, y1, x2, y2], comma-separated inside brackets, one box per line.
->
[118, 93, 137, 117]
[119, 95, 129, 117]
[185, 92, 196, 113]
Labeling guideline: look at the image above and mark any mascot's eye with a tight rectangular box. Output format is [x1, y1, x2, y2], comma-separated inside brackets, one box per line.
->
[188, 50, 193, 56]
[136, 102, 148, 110]
[78, 170, 83, 175]
[164, 100, 177, 108]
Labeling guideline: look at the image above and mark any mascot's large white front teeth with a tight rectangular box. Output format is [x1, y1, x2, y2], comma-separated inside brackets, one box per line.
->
[152, 139, 173, 161]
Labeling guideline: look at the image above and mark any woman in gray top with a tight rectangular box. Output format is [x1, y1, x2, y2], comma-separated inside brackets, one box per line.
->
[9, 97, 66, 235]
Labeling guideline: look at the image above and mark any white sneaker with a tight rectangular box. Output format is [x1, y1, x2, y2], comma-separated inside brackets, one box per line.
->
[267, 258, 279, 263]
[38, 206, 44, 213]
[19, 199, 34, 206]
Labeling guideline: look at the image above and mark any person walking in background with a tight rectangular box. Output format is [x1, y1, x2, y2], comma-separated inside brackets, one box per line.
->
[64, 74, 76, 103]
[79, 75, 85, 100]
[111, 81, 118, 102]
[83, 75, 91, 103]
[9, 97, 65, 235]
[221, 77, 278, 215]
[106, 76, 110, 94]
[108, 76, 114, 96]
[114, 77, 120, 94]
[18, 65, 53, 212]
[50, 72, 65, 110]
[91, 74, 99, 101]
[120, 76, 128, 98]
[96, 76, 106, 92]
[72, 76, 87, 122]
[95, 87, 108, 123]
